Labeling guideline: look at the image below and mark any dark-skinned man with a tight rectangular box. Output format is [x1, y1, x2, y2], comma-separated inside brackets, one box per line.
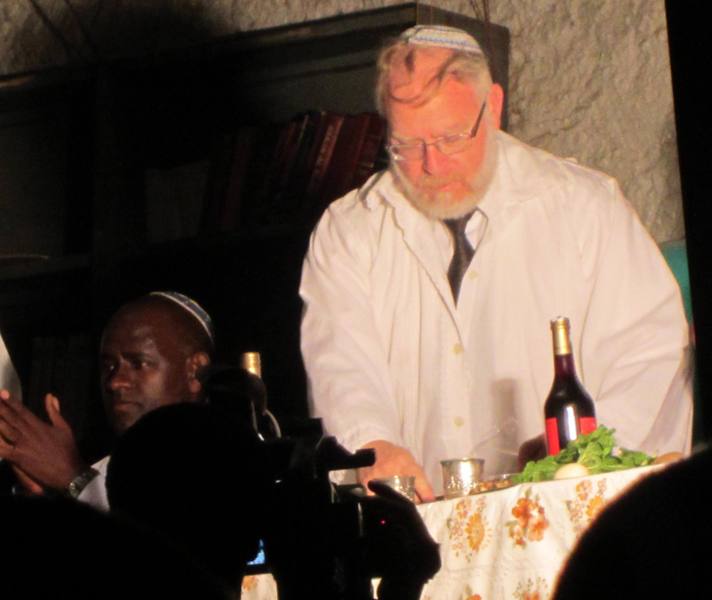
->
[0, 291, 214, 509]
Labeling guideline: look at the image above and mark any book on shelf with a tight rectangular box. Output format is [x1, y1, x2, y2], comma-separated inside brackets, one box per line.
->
[220, 124, 259, 231]
[282, 110, 326, 216]
[349, 113, 387, 190]
[199, 110, 386, 232]
[248, 118, 302, 226]
[268, 112, 321, 224]
[311, 112, 382, 219]
[312, 113, 359, 213]
[303, 112, 345, 212]
[228, 121, 282, 229]
[294, 111, 329, 193]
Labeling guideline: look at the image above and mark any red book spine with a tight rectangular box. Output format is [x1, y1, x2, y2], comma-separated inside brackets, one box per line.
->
[349, 114, 386, 189]
[304, 113, 345, 205]
[315, 114, 364, 210]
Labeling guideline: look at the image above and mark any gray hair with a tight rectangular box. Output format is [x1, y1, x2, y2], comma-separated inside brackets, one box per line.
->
[374, 39, 493, 116]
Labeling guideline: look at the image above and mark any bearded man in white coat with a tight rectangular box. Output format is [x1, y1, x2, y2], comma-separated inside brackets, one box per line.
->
[299, 25, 693, 501]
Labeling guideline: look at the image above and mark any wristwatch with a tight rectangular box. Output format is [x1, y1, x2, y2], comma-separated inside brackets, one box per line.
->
[66, 467, 100, 499]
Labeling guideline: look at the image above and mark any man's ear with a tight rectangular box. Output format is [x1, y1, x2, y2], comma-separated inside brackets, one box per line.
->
[487, 82, 504, 130]
[186, 352, 211, 396]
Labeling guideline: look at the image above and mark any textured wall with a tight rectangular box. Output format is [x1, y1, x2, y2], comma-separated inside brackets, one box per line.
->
[489, 0, 682, 243]
[0, 0, 683, 242]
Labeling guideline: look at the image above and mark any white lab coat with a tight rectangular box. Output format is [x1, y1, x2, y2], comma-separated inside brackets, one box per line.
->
[300, 131, 692, 492]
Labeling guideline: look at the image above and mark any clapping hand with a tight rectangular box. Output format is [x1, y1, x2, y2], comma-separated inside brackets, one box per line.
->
[0, 390, 86, 492]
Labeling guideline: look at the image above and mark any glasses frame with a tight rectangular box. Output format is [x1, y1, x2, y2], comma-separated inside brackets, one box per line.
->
[387, 99, 488, 163]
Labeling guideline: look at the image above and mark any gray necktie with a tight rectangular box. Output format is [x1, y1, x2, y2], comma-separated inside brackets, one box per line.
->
[444, 214, 475, 304]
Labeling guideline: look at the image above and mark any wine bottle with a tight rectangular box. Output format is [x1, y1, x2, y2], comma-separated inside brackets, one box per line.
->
[240, 351, 262, 379]
[544, 317, 597, 454]
[240, 351, 281, 439]
[240, 351, 266, 430]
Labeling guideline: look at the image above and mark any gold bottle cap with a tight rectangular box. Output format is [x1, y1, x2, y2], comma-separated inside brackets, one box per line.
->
[240, 351, 262, 378]
[550, 316, 572, 356]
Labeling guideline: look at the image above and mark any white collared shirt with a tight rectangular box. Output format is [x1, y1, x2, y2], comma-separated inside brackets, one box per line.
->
[300, 131, 692, 492]
[78, 455, 110, 511]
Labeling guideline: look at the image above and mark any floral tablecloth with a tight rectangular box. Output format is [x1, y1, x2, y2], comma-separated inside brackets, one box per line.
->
[241, 465, 661, 599]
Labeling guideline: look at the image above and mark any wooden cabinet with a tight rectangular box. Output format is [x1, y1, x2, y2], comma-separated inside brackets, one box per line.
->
[0, 3, 509, 451]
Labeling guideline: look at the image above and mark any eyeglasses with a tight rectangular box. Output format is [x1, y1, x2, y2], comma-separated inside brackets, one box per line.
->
[387, 100, 488, 162]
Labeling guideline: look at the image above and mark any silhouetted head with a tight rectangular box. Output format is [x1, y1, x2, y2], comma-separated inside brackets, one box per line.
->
[106, 402, 267, 590]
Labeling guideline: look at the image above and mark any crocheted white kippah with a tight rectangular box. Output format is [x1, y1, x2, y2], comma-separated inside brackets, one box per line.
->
[399, 25, 484, 55]
[148, 291, 214, 342]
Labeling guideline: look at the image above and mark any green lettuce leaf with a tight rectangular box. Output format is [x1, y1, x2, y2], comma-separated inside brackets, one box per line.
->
[513, 425, 653, 483]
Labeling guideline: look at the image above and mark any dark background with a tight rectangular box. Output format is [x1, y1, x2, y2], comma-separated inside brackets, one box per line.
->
[666, 1, 712, 445]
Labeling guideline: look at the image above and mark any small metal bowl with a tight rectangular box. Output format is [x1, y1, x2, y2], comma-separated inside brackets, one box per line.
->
[470, 472, 518, 495]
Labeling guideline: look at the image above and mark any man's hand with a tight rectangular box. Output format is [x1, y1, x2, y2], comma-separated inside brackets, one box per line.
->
[517, 434, 547, 471]
[0, 390, 87, 491]
[11, 465, 44, 495]
[358, 440, 435, 503]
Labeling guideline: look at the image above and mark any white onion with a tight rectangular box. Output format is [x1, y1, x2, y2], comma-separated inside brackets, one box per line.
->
[554, 462, 590, 480]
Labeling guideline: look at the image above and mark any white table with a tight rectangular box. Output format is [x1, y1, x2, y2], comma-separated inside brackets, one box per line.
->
[240, 465, 662, 599]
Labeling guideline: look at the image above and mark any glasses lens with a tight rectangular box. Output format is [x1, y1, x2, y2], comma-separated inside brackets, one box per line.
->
[436, 136, 471, 155]
[389, 144, 422, 161]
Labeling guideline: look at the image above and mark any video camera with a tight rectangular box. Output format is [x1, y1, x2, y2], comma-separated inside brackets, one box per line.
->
[201, 364, 441, 600]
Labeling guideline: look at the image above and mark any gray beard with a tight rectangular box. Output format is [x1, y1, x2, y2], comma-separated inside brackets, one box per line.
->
[392, 131, 498, 221]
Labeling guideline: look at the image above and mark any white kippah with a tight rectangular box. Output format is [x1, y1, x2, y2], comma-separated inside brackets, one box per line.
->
[399, 25, 484, 55]
[148, 291, 215, 342]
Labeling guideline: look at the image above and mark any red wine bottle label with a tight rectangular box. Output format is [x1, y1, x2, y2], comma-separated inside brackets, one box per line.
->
[545, 416, 598, 455]
[545, 417, 562, 455]
[579, 416, 597, 435]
